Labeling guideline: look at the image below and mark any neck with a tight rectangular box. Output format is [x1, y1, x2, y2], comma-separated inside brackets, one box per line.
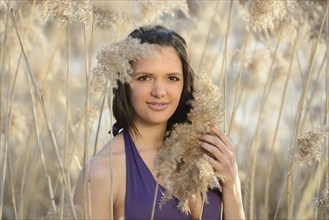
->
[129, 122, 167, 150]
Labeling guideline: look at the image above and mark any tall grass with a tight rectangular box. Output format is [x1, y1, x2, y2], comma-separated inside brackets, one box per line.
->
[0, 1, 328, 219]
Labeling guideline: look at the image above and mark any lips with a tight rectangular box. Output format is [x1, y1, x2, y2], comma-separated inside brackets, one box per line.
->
[146, 102, 168, 111]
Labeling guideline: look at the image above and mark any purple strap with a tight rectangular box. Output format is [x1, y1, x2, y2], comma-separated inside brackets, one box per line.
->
[123, 129, 222, 219]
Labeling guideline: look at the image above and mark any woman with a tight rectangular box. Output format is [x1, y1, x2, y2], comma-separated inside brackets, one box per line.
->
[73, 25, 245, 219]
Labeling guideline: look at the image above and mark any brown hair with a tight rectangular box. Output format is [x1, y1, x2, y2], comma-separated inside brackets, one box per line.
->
[112, 25, 195, 135]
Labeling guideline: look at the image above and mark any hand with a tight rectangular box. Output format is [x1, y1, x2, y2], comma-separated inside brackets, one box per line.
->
[198, 126, 246, 219]
[198, 126, 239, 189]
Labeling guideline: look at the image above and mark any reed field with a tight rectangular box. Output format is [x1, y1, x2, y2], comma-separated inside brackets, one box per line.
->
[0, 0, 328, 219]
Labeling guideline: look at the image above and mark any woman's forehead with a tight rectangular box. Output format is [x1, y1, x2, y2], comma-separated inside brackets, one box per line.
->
[132, 46, 182, 73]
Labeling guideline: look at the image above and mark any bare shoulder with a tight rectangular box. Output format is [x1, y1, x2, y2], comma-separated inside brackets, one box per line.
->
[89, 133, 125, 176]
[73, 133, 126, 218]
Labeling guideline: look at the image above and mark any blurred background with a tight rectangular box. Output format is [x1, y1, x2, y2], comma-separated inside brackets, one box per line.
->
[0, 0, 328, 219]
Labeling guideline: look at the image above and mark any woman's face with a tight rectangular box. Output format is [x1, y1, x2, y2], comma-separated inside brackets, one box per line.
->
[129, 46, 184, 128]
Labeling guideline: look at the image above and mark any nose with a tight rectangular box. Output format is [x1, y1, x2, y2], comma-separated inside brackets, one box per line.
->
[151, 80, 166, 98]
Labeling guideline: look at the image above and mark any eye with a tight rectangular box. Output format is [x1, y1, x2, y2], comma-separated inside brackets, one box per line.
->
[137, 75, 151, 81]
[168, 76, 180, 81]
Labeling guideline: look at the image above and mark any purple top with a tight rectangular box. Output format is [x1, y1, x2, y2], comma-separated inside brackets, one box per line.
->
[123, 130, 222, 219]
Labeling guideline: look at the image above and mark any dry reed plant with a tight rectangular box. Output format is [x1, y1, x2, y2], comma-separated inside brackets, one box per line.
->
[44, 204, 84, 219]
[313, 185, 329, 217]
[239, 0, 329, 42]
[297, 0, 329, 40]
[93, 36, 158, 91]
[40, 0, 92, 24]
[135, 0, 189, 23]
[293, 125, 329, 167]
[239, 0, 294, 36]
[155, 69, 223, 213]
[1, 1, 328, 219]
[93, 7, 135, 33]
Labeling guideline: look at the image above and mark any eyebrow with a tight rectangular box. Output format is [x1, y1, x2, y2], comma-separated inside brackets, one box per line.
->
[167, 72, 183, 75]
[133, 72, 183, 75]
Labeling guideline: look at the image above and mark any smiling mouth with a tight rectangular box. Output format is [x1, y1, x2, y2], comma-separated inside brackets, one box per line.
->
[147, 102, 168, 111]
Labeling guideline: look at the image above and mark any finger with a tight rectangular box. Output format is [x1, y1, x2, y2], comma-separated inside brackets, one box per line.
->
[199, 141, 224, 161]
[198, 133, 225, 150]
[199, 133, 231, 156]
[210, 127, 234, 150]
[202, 153, 223, 172]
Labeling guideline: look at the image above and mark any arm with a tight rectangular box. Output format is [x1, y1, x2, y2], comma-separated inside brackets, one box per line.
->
[73, 159, 111, 219]
[198, 127, 245, 220]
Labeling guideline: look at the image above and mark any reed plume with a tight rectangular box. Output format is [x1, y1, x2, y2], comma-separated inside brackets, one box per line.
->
[239, 0, 328, 41]
[44, 204, 84, 219]
[293, 125, 329, 167]
[313, 185, 329, 218]
[239, 0, 294, 35]
[297, 0, 329, 40]
[93, 36, 158, 92]
[93, 7, 135, 32]
[40, 0, 92, 24]
[135, 0, 189, 23]
[155, 69, 223, 213]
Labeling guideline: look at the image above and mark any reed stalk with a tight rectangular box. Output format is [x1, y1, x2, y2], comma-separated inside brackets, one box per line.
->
[296, 162, 327, 218]
[197, 1, 220, 70]
[326, 0, 329, 198]
[17, 130, 33, 218]
[93, 94, 106, 157]
[0, 2, 10, 218]
[59, 19, 71, 220]
[199, 200, 205, 220]
[108, 92, 114, 220]
[87, 15, 105, 158]
[273, 177, 286, 220]
[82, 23, 91, 219]
[219, 0, 233, 132]
[228, 33, 249, 136]
[320, 5, 329, 218]
[64, 12, 95, 171]
[60, 187, 65, 219]
[26, 39, 64, 217]
[9, 2, 42, 217]
[248, 27, 283, 219]
[81, 12, 96, 219]
[286, 6, 328, 219]
[295, 47, 309, 81]
[1, 53, 11, 220]
[300, 54, 326, 130]
[219, 0, 233, 91]
[8, 7, 77, 219]
[4, 24, 25, 220]
[66, 104, 83, 171]
[8, 50, 35, 220]
[16, 59, 31, 219]
[6, 52, 21, 220]
[150, 183, 159, 220]
[64, 19, 70, 181]
[40, 38, 65, 91]
[18, 67, 51, 218]
[264, 28, 300, 219]
[0, 75, 2, 218]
